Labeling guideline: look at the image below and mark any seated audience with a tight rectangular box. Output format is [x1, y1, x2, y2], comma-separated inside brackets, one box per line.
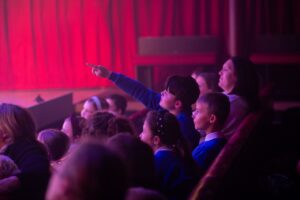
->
[90, 65, 200, 151]
[218, 57, 260, 138]
[0, 103, 50, 200]
[192, 93, 230, 175]
[46, 141, 128, 200]
[37, 129, 70, 171]
[106, 94, 128, 116]
[81, 96, 108, 120]
[140, 110, 198, 200]
[61, 114, 86, 143]
[84, 111, 116, 141]
[107, 133, 156, 189]
[192, 71, 220, 96]
[108, 117, 137, 136]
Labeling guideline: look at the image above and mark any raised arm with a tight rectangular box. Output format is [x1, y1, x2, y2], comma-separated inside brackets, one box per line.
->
[89, 64, 161, 110]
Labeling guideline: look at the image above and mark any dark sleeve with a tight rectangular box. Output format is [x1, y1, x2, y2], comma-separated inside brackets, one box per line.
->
[7, 142, 50, 200]
[109, 72, 161, 110]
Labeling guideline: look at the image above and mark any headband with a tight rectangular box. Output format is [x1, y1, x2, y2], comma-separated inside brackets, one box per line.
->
[90, 96, 101, 110]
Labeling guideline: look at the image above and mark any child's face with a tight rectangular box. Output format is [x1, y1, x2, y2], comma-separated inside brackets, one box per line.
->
[159, 88, 177, 111]
[139, 121, 154, 149]
[106, 98, 120, 116]
[192, 102, 211, 131]
[61, 119, 73, 139]
[196, 76, 211, 96]
[218, 59, 237, 93]
[81, 101, 97, 120]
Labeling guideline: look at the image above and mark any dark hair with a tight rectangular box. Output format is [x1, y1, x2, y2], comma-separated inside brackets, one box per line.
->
[230, 57, 260, 110]
[38, 129, 70, 161]
[145, 111, 189, 158]
[165, 75, 200, 110]
[107, 133, 156, 188]
[48, 141, 128, 200]
[108, 117, 137, 136]
[84, 112, 116, 139]
[66, 114, 86, 139]
[195, 72, 219, 92]
[107, 94, 127, 115]
[197, 93, 230, 129]
[0, 103, 36, 143]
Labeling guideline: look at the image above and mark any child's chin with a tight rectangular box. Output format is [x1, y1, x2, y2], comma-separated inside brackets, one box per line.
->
[159, 102, 165, 109]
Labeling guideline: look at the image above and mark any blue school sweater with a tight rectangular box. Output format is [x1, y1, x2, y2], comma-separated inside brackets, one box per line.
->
[192, 137, 226, 172]
[154, 150, 196, 200]
[109, 72, 199, 150]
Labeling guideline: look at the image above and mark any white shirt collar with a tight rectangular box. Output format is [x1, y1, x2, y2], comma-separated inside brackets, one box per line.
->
[204, 131, 222, 142]
[154, 146, 172, 154]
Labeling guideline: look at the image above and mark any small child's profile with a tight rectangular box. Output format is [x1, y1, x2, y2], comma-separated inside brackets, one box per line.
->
[0, 155, 20, 179]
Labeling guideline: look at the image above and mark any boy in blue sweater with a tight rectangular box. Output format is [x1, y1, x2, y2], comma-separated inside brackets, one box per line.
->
[89, 65, 200, 150]
[192, 92, 230, 173]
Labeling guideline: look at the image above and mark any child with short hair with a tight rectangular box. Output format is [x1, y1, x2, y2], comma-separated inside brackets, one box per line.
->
[106, 94, 128, 116]
[192, 93, 230, 174]
[37, 129, 70, 171]
[90, 65, 200, 150]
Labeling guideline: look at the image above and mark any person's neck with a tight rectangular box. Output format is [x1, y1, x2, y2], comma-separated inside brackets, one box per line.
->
[169, 108, 181, 116]
[224, 87, 234, 94]
[205, 126, 218, 135]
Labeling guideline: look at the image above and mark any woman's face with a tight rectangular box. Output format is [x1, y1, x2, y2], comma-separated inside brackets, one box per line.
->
[218, 59, 237, 94]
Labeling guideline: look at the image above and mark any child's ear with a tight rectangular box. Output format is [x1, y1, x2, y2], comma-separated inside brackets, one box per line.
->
[153, 135, 161, 146]
[209, 114, 217, 124]
[174, 100, 182, 109]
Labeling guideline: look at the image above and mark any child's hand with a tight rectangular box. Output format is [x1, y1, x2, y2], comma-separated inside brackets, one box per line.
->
[86, 63, 111, 78]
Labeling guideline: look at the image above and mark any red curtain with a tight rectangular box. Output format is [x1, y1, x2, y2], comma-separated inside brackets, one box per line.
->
[0, 0, 299, 90]
[0, 0, 227, 90]
[0, 0, 138, 89]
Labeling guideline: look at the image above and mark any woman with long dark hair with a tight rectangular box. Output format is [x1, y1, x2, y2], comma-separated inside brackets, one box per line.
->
[218, 57, 260, 138]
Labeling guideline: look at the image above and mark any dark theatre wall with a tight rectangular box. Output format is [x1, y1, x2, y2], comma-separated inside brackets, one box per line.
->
[135, 36, 219, 91]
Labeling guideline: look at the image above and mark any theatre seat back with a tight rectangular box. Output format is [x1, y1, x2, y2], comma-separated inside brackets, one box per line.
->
[189, 111, 263, 200]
